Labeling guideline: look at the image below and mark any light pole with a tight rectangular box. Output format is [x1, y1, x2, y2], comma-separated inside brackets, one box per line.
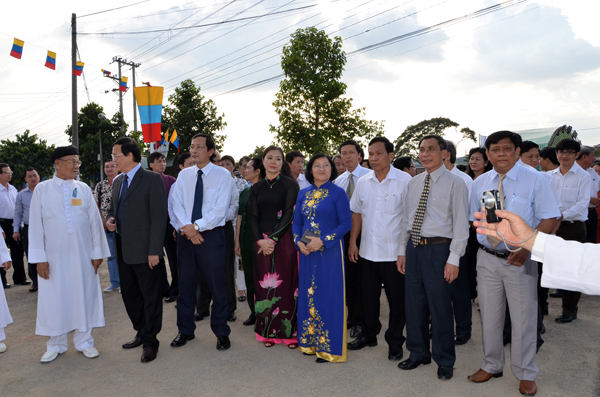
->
[98, 113, 107, 182]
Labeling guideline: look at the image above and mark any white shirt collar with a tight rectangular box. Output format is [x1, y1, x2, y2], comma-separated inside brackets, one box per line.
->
[196, 161, 214, 176]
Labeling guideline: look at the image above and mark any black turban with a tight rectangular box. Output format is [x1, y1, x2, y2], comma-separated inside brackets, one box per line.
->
[50, 145, 79, 164]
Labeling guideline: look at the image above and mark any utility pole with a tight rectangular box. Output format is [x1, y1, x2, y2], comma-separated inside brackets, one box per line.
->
[104, 57, 141, 135]
[71, 13, 78, 148]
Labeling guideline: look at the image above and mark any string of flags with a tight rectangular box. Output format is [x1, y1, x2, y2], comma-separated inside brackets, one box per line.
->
[45, 51, 56, 70]
[102, 69, 111, 76]
[10, 38, 24, 59]
[73, 61, 84, 76]
[8, 37, 90, 76]
[119, 76, 128, 92]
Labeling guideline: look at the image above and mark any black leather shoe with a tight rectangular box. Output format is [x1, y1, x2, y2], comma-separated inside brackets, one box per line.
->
[243, 316, 256, 326]
[437, 366, 453, 380]
[541, 324, 546, 334]
[541, 306, 549, 316]
[398, 357, 432, 370]
[349, 326, 362, 338]
[227, 313, 237, 322]
[555, 314, 574, 323]
[388, 347, 403, 361]
[216, 336, 231, 351]
[316, 358, 328, 363]
[170, 333, 195, 347]
[238, 296, 247, 302]
[347, 335, 377, 350]
[549, 290, 563, 298]
[3, 283, 10, 289]
[503, 336, 511, 346]
[455, 334, 471, 345]
[164, 296, 177, 303]
[19, 280, 32, 285]
[141, 346, 158, 363]
[29, 286, 38, 292]
[194, 312, 209, 322]
[122, 336, 143, 349]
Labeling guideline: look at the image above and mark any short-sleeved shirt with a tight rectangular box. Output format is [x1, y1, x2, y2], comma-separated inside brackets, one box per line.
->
[94, 179, 114, 220]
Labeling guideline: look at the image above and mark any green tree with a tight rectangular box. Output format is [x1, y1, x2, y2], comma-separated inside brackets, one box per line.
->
[270, 27, 384, 156]
[248, 145, 267, 159]
[163, 79, 226, 156]
[65, 102, 142, 184]
[0, 131, 55, 187]
[394, 117, 476, 157]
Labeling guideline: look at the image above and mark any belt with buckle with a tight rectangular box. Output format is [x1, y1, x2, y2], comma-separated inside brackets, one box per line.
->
[419, 237, 452, 245]
[202, 226, 223, 234]
[480, 245, 509, 259]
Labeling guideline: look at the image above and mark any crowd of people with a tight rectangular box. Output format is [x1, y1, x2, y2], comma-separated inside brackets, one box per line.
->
[0, 131, 599, 396]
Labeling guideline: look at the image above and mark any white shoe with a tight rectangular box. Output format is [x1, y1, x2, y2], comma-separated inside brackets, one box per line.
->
[82, 346, 99, 359]
[0, 342, 6, 353]
[40, 350, 59, 363]
[104, 284, 119, 293]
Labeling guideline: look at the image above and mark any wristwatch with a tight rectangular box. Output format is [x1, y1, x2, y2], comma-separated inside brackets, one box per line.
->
[193, 223, 200, 232]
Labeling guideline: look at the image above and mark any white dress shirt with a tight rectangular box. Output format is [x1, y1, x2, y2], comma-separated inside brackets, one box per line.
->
[534, 232, 600, 295]
[170, 162, 234, 232]
[548, 162, 591, 221]
[334, 164, 371, 191]
[584, 167, 600, 208]
[350, 167, 411, 262]
[297, 173, 311, 190]
[399, 165, 470, 266]
[0, 183, 17, 219]
[226, 176, 240, 223]
[470, 164, 561, 251]
[450, 165, 473, 198]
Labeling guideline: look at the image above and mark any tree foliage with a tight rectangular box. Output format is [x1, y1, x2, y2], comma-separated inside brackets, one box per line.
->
[248, 145, 267, 160]
[163, 79, 226, 156]
[65, 102, 142, 184]
[270, 27, 384, 156]
[0, 131, 55, 187]
[394, 117, 476, 157]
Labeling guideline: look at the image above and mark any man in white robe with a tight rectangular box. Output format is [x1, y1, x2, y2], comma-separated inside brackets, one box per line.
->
[0, 235, 13, 353]
[28, 145, 110, 363]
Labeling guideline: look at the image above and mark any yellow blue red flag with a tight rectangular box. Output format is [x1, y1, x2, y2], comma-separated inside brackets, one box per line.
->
[134, 85, 164, 143]
[10, 38, 24, 59]
[73, 61, 84, 76]
[45, 51, 56, 70]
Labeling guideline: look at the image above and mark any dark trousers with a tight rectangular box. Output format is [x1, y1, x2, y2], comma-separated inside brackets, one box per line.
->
[451, 248, 472, 338]
[537, 262, 548, 313]
[405, 242, 455, 367]
[0, 219, 26, 284]
[359, 256, 406, 348]
[556, 221, 587, 317]
[21, 225, 37, 288]
[178, 228, 230, 337]
[196, 221, 236, 316]
[585, 208, 598, 244]
[344, 232, 363, 328]
[164, 223, 178, 298]
[241, 250, 255, 318]
[466, 228, 479, 300]
[116, 234, 163, 348]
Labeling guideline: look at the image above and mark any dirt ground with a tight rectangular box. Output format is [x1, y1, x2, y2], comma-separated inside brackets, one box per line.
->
[1, 262, 599, 397]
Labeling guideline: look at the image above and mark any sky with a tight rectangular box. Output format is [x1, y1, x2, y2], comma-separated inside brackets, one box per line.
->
[1, 0, 599, 161]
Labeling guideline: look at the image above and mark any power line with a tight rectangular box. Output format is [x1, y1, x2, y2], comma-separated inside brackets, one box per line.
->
[78, 0, 150, 18]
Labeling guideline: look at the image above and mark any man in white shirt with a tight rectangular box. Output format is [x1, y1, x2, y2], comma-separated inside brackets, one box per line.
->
[347, 137, 411, 363]
[286, 150, 311, 190]
[467, 131, 560, 396]
[442, 140, 473, 346]
[170, 133, 235, 351]
[397, 136, 469, 381]
[334, 139, 371, 338]
[576, 145, 599, 244]
[548, 139, 592, 324]
[0, 163, 27, 288]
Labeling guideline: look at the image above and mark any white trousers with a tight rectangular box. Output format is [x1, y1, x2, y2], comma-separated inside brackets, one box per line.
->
[47, 328, 94, 353]
[236, 256, 246, 291]
[0, 327, 5, 342]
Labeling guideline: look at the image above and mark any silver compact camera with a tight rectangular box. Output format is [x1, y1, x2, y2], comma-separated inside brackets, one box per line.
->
[480, 189, 501, 223]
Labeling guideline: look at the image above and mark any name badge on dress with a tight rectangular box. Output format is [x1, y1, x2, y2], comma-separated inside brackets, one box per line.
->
[71, 188, 82, 206]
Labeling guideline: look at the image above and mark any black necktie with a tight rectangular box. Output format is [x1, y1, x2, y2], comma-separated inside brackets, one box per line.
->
[191, 169, 203, 223]
[116, 174, 129, 234]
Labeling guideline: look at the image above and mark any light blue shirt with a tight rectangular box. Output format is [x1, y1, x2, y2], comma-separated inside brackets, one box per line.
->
[13, 186, 33, 231]
[470, 164, 561, 251]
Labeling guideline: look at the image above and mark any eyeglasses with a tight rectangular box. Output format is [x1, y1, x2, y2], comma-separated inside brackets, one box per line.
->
[557, 150, 577, 156]
[312, 164, 331, 170]
[0, 171, 13, 175]
[111, 153, 124, 159]
[189, 145, 207, 151]
[58, 159, 82, 167]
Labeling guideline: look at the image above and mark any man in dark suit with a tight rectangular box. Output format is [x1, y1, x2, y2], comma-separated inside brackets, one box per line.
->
[106, 137, 167, 363]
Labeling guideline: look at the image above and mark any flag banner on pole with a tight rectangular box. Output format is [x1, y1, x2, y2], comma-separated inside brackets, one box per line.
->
[102, 69, 111, 76]
[134, 85, 164, 143]
[10, 38, 24, 59]
[45, 51, 56, 70]
[170, 129, 180, 153]
[142, 81, 151, 86]
[119, 76, 128, 92]
[73, 61, 84, 76]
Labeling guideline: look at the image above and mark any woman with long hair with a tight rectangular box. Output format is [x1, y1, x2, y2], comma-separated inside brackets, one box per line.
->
[249, 146, 300, 348]
[293, 153, 351, 363]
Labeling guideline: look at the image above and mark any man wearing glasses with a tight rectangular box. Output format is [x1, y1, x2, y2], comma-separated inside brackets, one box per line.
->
[548, 139, 592, 324]
[28, 145, 110, 363]
[0, 163, 27, 288]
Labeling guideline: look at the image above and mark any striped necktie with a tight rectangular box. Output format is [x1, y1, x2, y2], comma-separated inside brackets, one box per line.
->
[411, 174, 430, 247]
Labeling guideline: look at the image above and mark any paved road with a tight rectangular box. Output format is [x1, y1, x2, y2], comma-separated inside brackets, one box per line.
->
[1, 264, 599, 396]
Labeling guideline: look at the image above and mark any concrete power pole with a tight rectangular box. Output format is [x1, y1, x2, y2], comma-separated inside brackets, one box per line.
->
[71, 13, 78, 148]
[104, 57, 141, 136]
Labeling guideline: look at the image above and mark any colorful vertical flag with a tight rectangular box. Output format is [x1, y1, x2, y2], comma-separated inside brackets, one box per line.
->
[170, 129, 180, 153]
[142, 81, 151, 86]
[134, 85, 164, 143]
[10, 38, 24, 59]
[44, 51, 56, 70]
[73, 61, 84, 76]
[101, 69, 111, 76]
[119, 76, 128, 92]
